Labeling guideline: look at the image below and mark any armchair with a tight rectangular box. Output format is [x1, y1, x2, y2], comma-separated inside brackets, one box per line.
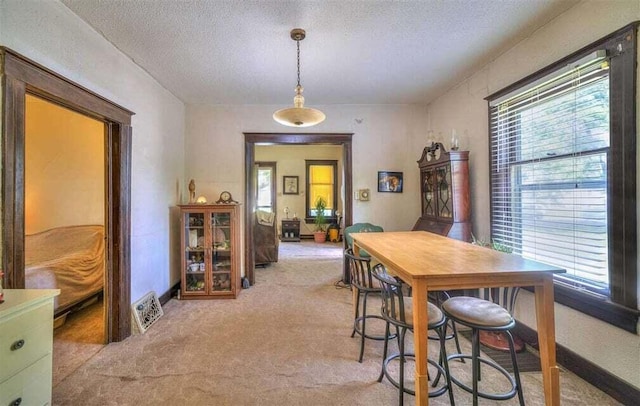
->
[254, 210, 279, 265]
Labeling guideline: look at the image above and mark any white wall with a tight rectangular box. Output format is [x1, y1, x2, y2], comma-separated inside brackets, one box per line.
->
[185, 104, 428, 236]
[426, 0, 640, 388]
[0, 0, 186, 302]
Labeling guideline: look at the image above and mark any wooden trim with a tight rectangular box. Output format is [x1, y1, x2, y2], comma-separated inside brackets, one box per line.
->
[608, 24, 637, 308]
[343, 141, 353, 230]
[486, 21, 640, 102]
[304, 159, 338, 219]
[158, 281, 181, 305]
[244, 133, 352, 144]
[244, 132, 353, 285]
[1, 76, 25, 289]
[244, 142, 256, 284]
[1, 47, 133, 123]
[514, 321, 640, 406]
[1, 47, 134, 342]
[109, 123, 132, 341]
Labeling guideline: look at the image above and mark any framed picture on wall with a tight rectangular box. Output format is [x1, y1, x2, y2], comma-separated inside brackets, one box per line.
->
[283, 175, 299, 195]
[378, 171, 403, 193]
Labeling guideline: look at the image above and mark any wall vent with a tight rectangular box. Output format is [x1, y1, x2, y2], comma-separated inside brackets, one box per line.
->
[131, 291, 164, 334]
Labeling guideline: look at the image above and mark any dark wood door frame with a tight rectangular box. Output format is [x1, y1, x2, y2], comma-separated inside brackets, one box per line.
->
[1, 47, 133, 342]
[244, 133, 353, 285]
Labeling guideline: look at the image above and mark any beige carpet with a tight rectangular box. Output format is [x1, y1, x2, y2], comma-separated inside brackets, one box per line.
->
[52, 241, 620, 405]
[53, 297, 105, 387]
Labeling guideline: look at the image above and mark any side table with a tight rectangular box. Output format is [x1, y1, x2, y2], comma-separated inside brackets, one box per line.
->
[281, 219, 300, 242]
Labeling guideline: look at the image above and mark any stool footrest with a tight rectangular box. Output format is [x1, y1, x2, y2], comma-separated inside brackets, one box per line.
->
[381, 353, 449, 398]
[353, 315, 394, 341]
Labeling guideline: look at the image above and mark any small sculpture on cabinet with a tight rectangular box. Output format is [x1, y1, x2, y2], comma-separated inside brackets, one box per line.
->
[188, 179, 196, 203]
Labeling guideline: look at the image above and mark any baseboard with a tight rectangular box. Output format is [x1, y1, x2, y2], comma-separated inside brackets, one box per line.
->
[158, 281, 180, 305]
[514, 321, 640, 406]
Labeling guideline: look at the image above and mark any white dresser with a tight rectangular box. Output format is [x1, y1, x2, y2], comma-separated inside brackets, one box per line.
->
[0, 289, 59, 406]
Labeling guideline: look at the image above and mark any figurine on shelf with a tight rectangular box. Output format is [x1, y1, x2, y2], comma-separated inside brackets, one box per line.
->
[188, 179, 196, 203]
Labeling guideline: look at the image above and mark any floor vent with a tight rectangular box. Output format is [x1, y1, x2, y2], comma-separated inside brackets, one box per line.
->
[131, 291, 164, 334]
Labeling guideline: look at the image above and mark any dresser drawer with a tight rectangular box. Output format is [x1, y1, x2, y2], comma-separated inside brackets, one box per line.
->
[0, 301, 54, 383]
[0, 353, 52, 406]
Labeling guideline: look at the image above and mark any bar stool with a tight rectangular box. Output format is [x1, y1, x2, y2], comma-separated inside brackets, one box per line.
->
[372, 264, 455, 406]
[429, 290, 465, 362]
[344, 248, 392, 362]
[441, 296, 525, 406]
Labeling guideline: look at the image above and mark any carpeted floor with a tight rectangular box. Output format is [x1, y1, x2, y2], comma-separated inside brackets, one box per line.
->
[458, 330, 541, 374]
[53, 297, 105, 387]
[52, 240, 621, 405]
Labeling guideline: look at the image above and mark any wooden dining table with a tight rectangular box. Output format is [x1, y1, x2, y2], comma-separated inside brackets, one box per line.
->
[351, 231, 565, 406]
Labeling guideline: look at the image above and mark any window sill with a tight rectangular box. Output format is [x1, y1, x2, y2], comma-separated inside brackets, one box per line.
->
[304, 217, 337, 225]
[523, 284, 639, 334]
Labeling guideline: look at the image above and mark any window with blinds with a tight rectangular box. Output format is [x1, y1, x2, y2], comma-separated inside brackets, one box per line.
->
[490, 53, 611, 296]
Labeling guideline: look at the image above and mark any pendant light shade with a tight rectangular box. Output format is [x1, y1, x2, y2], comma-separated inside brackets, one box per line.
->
[273, 29, 325, 127]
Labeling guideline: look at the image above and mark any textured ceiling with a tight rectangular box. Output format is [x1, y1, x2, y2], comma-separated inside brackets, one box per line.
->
[61, 0, 578, 105]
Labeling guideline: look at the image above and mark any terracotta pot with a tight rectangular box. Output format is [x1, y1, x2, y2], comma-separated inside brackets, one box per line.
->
[313, 231, 326, 243]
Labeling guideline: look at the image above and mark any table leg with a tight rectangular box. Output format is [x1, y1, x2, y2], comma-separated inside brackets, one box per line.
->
[351, 244, 359, 312]
[412, 278, 429, 406]
[535, 277, 561, 405]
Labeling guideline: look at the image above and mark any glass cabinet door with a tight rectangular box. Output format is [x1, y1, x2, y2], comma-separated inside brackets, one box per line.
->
[436, 164, 453, 218]
[184, 212, 206, 292]
[421, 169, 436, 217]
[210, 211, 232, 292]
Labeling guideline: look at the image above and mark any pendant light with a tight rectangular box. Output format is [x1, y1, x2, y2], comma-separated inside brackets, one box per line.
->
[273, 28, 326, 127]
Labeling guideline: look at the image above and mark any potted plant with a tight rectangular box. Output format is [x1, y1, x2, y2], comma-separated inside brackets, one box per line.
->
[313, 196, 328, 243]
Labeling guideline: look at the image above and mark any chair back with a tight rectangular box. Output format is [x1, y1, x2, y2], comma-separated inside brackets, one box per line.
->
[344, 223, 384, 256]
[344, 222, 384, 248]
[344, 248, 378, 290]
[481, 287, 521, 315]
[372, 263, 411, 328]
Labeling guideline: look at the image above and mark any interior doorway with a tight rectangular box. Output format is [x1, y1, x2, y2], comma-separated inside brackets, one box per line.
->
[244, 133, 353, 285]
[25, 94, 106, 349]
[1, 48, 133, 342]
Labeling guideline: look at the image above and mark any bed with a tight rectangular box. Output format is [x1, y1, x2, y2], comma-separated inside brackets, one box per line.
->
[25, 225, 105, 314]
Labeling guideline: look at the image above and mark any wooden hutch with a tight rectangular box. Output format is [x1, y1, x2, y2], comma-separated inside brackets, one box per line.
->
[179, 204, 241, 299]
[413, 142, 472, 241]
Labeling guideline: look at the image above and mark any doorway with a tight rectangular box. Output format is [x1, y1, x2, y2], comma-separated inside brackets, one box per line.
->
[25, 94, 106, 351]
[1, 48, 133, 342]
[244, 133, 353, 285]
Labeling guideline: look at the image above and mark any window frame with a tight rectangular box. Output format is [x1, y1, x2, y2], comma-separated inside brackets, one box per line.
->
[305, 160, 338, 223]
[486, 22, 638, 333]
[255, 161, 276, 213]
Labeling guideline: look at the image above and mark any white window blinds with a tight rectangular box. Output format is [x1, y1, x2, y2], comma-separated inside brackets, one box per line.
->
[489, 54, 610, 294]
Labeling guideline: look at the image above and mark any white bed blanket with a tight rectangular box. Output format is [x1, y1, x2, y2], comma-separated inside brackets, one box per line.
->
[25, 225, 105, 312]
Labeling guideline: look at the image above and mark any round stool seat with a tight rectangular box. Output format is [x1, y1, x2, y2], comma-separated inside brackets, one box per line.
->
[401, 298, 444, 327]
[441, 296, 524, 405]
[442, 296, 513, 328]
